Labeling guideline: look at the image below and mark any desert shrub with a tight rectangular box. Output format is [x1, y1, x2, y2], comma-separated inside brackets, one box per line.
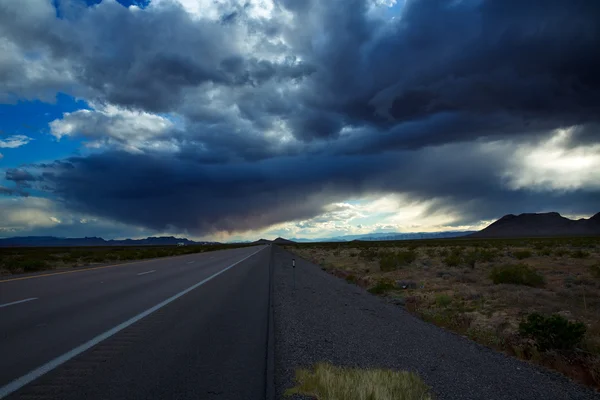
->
[537, 248, 552, 256]
[379, 250, 416, 272]
[359, 248, 380, 261]
[379, 254, 398, 272]
[396, 250, 417, 265]
[513, 250, 532, 260]
[478, 249, 499, 262]
[435, 294, 452, 308]
[60, 254, 77, 263]
[519, 313, 586, 351]
[589, 264, 600, 279]
[345, 274, 357, 284]
[14, 259, 51, 272]
[89, 254, 109, 263]
[368, 279, 395, 295]
[490, 263, 545, 287]
[443, 253, 461, 267]
[437, 248, 449, 257]
[425, 249, 436, 258]
[570, 250, 590, 259]
[554, 248, 568, 257]
[463, 250, 484, 269]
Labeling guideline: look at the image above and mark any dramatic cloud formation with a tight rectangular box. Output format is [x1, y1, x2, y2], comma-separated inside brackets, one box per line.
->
[1, 0, 599, 239]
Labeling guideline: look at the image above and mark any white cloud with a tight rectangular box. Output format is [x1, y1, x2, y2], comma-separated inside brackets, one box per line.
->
[152, 0, 276, 20]
[502, 128, 600, 191]
[0, 196, 162, 239]
[0, 134, 32, 148]
[50, 104, 177, 153]
[0, 197, 62, 230]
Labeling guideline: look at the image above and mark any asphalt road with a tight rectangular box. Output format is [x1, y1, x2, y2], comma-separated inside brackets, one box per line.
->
[0, 245, 271, 400]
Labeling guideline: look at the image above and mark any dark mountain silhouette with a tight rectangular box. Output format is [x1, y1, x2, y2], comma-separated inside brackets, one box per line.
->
[251, 238, 273, 245]
[0, 236, 218, 247]
[250, 237, 296, 245]
[469, 212, 600, 238]
[272, 237, 295, 244]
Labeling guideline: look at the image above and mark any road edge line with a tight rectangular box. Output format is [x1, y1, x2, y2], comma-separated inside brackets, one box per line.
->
[0, 246, 266, 399]
[264, 245, 276, 400]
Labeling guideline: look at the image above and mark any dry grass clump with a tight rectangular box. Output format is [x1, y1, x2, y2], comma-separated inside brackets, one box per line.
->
[285, 363, 432, 400]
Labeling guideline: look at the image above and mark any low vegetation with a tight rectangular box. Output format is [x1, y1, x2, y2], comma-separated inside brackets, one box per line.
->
[285, 362, 432, 400]
[0, 243, 254, 275]
[519, 313, 586, 351]
[489, 263, 545, 287]
[285, 236, 600, 389]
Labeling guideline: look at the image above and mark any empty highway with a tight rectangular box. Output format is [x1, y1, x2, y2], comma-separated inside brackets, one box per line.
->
[0, 245, 271, 399]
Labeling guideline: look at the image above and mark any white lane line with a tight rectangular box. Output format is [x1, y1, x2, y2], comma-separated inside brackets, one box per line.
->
[137, 270, 156, 276]
[187, 261, 195, 264]
[0, 246, 264, 399]
[0, 298, 38, 309]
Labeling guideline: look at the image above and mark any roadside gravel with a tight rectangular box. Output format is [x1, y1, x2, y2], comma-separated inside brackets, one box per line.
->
[273, 246, 599, 400]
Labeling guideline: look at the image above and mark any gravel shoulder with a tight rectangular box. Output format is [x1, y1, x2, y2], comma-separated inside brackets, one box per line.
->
[273, 246, 599, 400]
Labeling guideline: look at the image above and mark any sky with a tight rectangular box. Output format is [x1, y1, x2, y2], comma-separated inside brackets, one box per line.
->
[0, 0, 599, 241]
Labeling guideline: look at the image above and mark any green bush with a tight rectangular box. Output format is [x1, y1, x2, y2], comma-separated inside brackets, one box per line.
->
[478, 249, 499, 262]
[463, 250, 481, 269]
[589, 264, 600, 279]
[537, 248, 552, 256]
[396, 250, 417, 265]
[379, 254, 398, 272]
[379, 250, 416, 272]
[554, 249, 568, 257]
[443, 254, 461, 267]
[359, 249, 380, 261]
[519, 313, 586, 351]
[435, 294, 452, 308]
[513, 250, 532, 260]
[570, 250, 589, 259]
[16, 259, 51, 272]
[368, 279, 395, 295]
[490, 264, 545, 287]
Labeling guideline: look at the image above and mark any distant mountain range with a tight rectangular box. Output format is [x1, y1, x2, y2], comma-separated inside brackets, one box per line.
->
[469, 212, 600, 238]
[0, 236, 218, 247]
[2, 213, 598, 247]
[290, 231, 475, 242]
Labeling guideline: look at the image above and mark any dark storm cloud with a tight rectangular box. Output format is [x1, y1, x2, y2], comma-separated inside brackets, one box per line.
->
[283, 0, 600, 144]
[32, 151, 389, 233]
[27, 141, 600, 235]
[0, 0, 314, 112]
[3, 0, 600, 235]
[5, 168, 38, 185]
[0, 185, 29, 197]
